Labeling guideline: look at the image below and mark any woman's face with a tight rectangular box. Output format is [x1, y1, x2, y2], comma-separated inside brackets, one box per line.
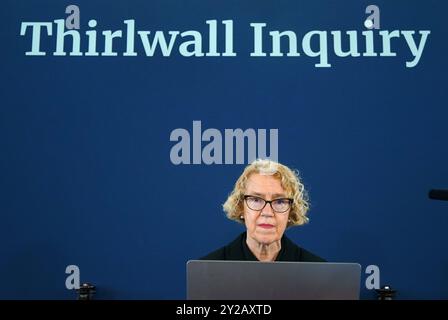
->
[243, 173, 290, 245]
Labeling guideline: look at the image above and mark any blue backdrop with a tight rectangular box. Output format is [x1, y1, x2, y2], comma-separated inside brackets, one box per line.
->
[1, 0, 447, 299]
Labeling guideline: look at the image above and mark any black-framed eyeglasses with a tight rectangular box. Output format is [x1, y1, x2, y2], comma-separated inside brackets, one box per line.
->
[243, 195, 293, 213]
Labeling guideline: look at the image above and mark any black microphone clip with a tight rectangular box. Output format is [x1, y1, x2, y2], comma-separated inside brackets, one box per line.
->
[428, 189, 448, 201]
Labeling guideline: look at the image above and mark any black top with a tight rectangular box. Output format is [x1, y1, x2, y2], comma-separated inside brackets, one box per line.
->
[201, 232, 326, 262]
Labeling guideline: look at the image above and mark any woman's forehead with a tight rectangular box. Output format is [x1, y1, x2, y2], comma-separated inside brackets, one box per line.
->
[245, 173, 286, 194]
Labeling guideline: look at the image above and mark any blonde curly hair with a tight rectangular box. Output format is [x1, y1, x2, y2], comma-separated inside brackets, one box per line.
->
[223, 159, 310, 227]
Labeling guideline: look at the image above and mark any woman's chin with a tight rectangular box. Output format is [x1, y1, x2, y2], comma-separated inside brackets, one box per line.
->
[253, 234, 278, 245]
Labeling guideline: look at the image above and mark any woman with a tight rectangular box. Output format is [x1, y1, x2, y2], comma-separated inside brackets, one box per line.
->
[201, 159, 325, 262]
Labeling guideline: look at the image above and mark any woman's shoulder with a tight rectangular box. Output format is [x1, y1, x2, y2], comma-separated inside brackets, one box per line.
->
[299, 247, 327, 262]
[199, 233, 246, 260]
[200, 246, 226, 260]
[282, 236, 327, 262]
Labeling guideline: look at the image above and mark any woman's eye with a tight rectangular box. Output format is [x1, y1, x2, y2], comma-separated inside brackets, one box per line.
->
[275, 199, 288, 205]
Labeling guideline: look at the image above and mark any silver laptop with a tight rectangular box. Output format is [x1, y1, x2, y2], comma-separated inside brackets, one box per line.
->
[187, 260, 361, 300]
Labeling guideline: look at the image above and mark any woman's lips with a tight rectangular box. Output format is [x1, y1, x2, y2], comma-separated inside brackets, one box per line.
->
[258, 224, 274, 229]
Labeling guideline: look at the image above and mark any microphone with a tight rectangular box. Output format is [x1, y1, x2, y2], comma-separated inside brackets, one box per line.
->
[428, 189, 448, 201]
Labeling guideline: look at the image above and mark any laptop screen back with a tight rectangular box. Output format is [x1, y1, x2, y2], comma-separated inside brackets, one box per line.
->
[187, 260, 361, 300]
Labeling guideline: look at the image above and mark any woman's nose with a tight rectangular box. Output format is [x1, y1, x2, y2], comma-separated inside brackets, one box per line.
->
[261, 203, 275, 216]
